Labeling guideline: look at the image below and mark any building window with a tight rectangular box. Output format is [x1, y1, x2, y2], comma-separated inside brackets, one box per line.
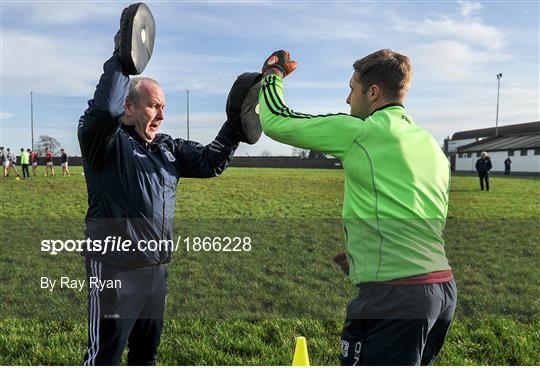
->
[476, 152, 481, 157]
[535, 149, 540, 156]
[468, 153, 473, 158]
[458, 153, 462, 158]
[508, 150, 514, 156]
[521, 149, 528, 156]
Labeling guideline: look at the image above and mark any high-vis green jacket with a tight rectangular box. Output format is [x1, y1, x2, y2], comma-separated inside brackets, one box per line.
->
[259, 74, 451, 284]
[20, 151, 30, 165]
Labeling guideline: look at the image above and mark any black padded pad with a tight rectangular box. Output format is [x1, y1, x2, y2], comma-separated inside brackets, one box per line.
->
[119, 3, 155, 75]
[240, 82, 262, 144]
[226, 72, 263, 144]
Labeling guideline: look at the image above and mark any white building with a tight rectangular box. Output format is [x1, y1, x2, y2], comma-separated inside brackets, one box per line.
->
[445, 122, 540, 175]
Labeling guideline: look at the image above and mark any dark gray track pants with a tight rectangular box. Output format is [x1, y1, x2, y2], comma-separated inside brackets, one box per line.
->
[340, 279, 457, 365]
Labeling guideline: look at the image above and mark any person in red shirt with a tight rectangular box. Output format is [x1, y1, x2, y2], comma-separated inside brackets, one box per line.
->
[45, 147, 55, 177]
[31, 150, 39, 176]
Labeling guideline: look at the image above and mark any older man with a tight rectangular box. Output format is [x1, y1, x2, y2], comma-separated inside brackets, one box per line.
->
[475, 151, 492, 191]
[78, 20, 242, 367]
[259, 50, 456, 365]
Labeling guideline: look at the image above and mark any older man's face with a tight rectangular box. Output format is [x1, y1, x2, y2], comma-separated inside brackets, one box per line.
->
[125, 81, 166, 143]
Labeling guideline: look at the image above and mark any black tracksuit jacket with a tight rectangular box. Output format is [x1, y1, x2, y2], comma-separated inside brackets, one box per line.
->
[475, 157, 492, 173]
[78, 54, 238, 268]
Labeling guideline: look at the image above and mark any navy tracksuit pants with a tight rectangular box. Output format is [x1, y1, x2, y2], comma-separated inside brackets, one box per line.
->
[478, 172, 490, 191]
[84, 258, 167, 366]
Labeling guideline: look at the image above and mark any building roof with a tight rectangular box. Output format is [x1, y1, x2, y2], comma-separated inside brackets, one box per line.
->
[457, 135, 540, 152]
[451, 121, 540, 140]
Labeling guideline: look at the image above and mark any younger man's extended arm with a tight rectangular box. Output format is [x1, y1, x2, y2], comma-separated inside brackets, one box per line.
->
[259, 74, 362, 159]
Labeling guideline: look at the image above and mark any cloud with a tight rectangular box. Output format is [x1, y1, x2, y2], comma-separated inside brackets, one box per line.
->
[0, 112, 15, 120]
[457, 0, 483, 17]
[148, 51, 260, 94]
[392, 16, 504, 50]
[410, 40, 509, 82]
[1, 30, 257, 98]
[287, 80, 346, 90]
[408, 83, 539, 142]
[390, 7, 508, 83]
[3, 3, 120, 26]
[155, 2, 374, 42]
[2, 30, 111, 96]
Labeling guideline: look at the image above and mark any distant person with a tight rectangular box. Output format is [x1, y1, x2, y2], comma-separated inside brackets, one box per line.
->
[20, 148, 30, 180]
[31, 150, 39, 176]
[60, 148, 71, 177]
[45, 147, 55, 177]
[0, 147, 10, 178]
[0, 147, 8, 178]
[475, 151, 492, 191]
[7, 148, 20, 179]
[504, 157, 512, 175]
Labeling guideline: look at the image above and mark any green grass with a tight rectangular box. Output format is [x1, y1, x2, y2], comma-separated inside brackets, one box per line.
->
[0, 168, 539, 365]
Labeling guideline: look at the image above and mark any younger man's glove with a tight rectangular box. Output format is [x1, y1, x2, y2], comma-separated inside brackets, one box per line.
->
[262, 50, 298, 78]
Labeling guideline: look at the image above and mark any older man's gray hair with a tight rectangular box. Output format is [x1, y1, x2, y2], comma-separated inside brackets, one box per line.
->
[126, 77, 160, 105]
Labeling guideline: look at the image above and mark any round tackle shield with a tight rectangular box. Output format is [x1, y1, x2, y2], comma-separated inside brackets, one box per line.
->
[226, 72, 263, 144]
[240, 82, 263, 144]
[119, 3, 155, 75]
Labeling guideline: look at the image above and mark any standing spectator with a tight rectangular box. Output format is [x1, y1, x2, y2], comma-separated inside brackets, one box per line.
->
[31, 149, 39, 176]
[60, 148, 71, 177]
[475, 151, 492, 191]
[504, 157, 512, 175]
[45, 147, 55, 177]
[7, 148, 20, 179]
[0, 147, 8, 178]
[20, 148, 30, 180]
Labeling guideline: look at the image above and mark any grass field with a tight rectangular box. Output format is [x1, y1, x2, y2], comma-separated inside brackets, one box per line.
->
[0, 167, 539, 365]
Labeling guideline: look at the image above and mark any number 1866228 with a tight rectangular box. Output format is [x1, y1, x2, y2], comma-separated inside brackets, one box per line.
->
[184, 237, 252, 252]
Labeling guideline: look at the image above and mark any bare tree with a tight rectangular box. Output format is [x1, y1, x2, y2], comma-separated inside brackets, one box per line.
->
[292, 147, 309, 158]
[35, 135, 61, 155]
[308, 150, 328, 159]
[260, 149, 272, 157]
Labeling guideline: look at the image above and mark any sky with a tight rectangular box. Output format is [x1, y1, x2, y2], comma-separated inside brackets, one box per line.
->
[1, 0, 538, 156]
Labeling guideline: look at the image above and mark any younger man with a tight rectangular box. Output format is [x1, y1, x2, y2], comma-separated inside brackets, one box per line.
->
[259, 49, 456, 365]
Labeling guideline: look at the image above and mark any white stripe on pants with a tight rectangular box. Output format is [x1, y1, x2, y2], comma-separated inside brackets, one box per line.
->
[84, 260, 101, 366]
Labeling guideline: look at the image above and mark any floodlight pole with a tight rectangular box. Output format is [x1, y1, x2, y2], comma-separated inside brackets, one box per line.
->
[186, 90, 190, 141]
[495, 73, 502, 136]
[30, 91, 34, 151]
